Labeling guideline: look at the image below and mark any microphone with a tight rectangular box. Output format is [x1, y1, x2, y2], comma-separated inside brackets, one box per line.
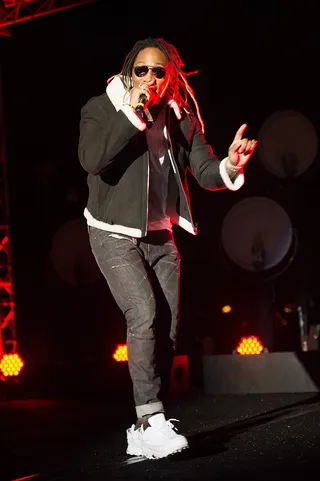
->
[135, 93, 148, 114]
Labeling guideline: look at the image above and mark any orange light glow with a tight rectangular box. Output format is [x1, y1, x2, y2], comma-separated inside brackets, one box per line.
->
[236, 336, 264, 355]
[221, 304, 232, 314]
[0, 353, 24, 376]
[113, 344, 128, 362]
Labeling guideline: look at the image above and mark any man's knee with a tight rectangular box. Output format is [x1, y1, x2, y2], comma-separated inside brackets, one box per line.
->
[126, 298, 157, 339]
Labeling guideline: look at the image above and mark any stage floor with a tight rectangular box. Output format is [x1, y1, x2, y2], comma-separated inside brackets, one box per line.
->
[1, 387, 320, 481]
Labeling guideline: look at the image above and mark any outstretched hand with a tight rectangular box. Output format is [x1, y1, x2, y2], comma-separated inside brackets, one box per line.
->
[228, 124, 257, 168]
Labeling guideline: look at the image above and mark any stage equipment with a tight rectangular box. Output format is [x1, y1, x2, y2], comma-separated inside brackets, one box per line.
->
[257, 110, 318, 179]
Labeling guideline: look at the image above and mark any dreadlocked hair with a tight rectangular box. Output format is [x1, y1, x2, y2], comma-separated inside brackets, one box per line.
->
[107, 37, 205, 134]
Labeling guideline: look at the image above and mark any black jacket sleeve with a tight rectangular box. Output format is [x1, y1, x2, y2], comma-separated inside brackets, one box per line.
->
[78, 95, 146, 175]
[188, 115, 244, 191]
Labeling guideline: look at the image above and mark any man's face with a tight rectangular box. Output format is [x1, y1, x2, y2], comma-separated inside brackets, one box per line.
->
[132, 47, 169, 106]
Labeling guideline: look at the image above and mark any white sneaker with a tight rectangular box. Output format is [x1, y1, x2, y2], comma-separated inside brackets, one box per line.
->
[126, 413, 188, 459]
[126, 424, 143, 457]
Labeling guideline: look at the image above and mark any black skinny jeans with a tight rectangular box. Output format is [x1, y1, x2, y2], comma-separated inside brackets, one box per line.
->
[88, 227, 181, 418]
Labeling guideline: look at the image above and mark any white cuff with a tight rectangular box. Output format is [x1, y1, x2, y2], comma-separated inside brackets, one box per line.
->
[121, 104, 146, 131]
[136, 401, 164, 418]
[219, 157, 245, 191]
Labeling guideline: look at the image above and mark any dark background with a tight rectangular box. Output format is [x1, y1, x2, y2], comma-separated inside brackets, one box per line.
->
[1, 2, 320, 388]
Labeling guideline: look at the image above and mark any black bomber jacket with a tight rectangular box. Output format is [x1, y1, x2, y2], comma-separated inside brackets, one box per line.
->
[78, 76, 244, 238]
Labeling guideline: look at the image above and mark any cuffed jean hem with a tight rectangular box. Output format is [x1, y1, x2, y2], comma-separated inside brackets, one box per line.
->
[136, 401, 165, 419]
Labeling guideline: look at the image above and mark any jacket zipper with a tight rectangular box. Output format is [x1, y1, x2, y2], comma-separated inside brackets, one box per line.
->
[166, 127, 197, 234]
[143, 151, 150, 237]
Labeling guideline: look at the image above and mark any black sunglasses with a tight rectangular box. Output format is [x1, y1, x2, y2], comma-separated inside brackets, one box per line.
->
[133, 65, 166, 79]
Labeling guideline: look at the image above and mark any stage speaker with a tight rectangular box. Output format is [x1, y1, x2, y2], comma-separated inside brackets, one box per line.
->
[257, 109, 318, 179]
[221, 196, 296, 278]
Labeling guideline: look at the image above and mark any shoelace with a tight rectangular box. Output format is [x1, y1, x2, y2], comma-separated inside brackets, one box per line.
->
[136, 418, 180, 433]
[165, 418, 180, 432]
[136, 417, 181, 434]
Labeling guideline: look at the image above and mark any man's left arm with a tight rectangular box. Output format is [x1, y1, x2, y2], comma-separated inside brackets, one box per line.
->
[188, 120, 257, 191]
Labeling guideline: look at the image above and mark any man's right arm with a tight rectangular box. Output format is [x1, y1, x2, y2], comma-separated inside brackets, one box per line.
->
[78, 95, 146, 175]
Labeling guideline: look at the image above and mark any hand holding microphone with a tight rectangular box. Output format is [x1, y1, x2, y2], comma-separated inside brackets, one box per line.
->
[135, 93, 148, 114]
[129, 83, 150, 114]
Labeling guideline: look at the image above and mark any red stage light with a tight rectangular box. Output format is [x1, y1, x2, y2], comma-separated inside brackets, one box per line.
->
[236, 336, 264, 355]
[0, 353, 24, 376]
[112, 344, 128, 362]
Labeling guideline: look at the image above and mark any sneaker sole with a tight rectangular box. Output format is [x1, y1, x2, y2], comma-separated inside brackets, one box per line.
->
[141, 442, 188, 460]
[127, 443, 188, 459]
[126, 446, 143, 456]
